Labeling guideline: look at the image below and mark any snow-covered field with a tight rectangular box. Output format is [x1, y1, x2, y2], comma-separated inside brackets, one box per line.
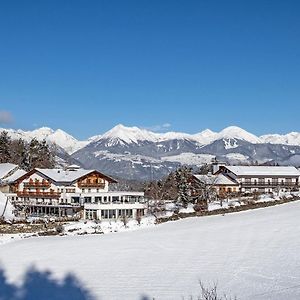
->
[1, 201, 300, 299]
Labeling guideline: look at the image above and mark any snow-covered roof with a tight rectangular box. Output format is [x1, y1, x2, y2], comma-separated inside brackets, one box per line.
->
[35, 168, 116, 183]
[224, 166, 300, 177]
[0, 163, 18, 179]
[194, 174, 238, 186]
[2, 169, 27, 183]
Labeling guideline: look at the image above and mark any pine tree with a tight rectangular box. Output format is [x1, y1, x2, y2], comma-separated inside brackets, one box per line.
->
[27, 139, 56, 169]
[27, 138, 41, 169]
[0, 131, 11, 163]
[175, 167, 192, 208]
[10, 138, 29, 170]
[37, 139, 55, 168]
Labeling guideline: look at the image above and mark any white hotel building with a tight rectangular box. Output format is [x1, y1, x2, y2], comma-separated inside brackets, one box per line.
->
[7, 165, 147, 220]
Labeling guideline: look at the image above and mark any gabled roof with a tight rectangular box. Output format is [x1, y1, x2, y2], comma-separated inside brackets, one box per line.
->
[35, 168, 117, 184]
[223, 165, 300, 177]
[193, 174, 238, 186]
[0, 163, 18, 179]
[2, 169, 27, 183]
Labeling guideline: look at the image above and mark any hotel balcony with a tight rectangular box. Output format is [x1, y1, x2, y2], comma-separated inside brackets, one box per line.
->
[78, 182, 105, 188]
[241, 182, 298, 188]
[24, 181, 51, 188]
[17, 191, 61, 199]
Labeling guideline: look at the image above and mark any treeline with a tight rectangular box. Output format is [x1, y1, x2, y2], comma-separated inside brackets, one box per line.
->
[0, 131, 55, 171]
[145, 165, 215, 208]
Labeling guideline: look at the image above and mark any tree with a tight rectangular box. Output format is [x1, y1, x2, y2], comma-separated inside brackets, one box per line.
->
[27, 139, 55, 170]
[37, 139, 55, 168]
[27, 138, 41, 169]
[0, 131, 11, 163]
[175, 167, 193, 208]
[10, 138, 29, 170]
[191, 175, 218, 204]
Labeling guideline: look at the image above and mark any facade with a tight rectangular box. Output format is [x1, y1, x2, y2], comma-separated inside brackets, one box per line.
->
[215, 165, 300, 193]
[7, 165, 147, 220]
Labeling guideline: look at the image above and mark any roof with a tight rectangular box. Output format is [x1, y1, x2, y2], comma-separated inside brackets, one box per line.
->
[35, 168, 117, 184]
[193, 174, 238, 186]
[0, 163, 18, 179]
[223, 166, 300, 177]
[2, 169, 27, 183]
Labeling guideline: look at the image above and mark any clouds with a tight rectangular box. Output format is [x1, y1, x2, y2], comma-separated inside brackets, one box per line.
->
[0, 110, 13, 124]
[145, 123, 171, 132]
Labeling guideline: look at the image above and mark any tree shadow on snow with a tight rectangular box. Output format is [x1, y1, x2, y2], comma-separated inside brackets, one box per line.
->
[0, 267, 95, 300]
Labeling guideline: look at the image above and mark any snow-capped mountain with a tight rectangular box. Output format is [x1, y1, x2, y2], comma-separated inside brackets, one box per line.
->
[91, 124, 264, 145]
[98, 124, 159, 145]
[216, 126, 262, 144]
[2, 124, 300, 180]
[260, 132, 300, 146]
[0, 127, 88, 154]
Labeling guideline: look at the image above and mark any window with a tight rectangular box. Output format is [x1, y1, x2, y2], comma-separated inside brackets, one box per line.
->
[82, 189, 85, 193]
[85, 209, 97, 220]
[95, 196, 102, 202]
[112, 196, 119, 203]
[101, 210, 109, 219]
[84, 197, 92, 203]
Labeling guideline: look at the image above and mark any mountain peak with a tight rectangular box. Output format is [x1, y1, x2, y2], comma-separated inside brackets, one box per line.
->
[217, 126, 261, 144]
[101, 124, 157, 144]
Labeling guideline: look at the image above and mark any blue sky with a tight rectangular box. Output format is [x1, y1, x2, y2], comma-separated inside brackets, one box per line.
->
[0, 0, 300, 139]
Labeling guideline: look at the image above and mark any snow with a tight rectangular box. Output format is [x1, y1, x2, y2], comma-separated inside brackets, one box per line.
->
[0, 127, 88, 154]
[0, 163, 18, 179]
[260, 132, 300, 146]
[192, 129, 218, 144]
[1, 169, 27, 183]
[94, 150, 161, 164]
[92, 125, 265, 146]
[225, 165, 300, 176]
[161, 153, 215, 165]
[223, 138, 239, 149]
[3, 125, 300, 158]
[100, 124, 158, 144]
[194, 173, 238, 185]
[0, 191, 14, 220]
[1, 202, 300, 299]
[225, 153, 249, 161]
[35, 168, 116, 183]
[216, 126, 262, 144]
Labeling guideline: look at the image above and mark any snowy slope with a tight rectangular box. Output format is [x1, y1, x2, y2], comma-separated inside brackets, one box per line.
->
[260, 132, 300, 146]
[216, 126, 262, 144]
[99, 124, 159, 145]
[0, 191, 14, 220]
[96, 125, 263, 145]
[1, 201, 300, 300]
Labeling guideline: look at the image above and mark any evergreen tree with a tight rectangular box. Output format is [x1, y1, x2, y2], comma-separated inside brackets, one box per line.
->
[175, 167, 192, 208]
[37, 139, 55, 168]
[28, 138, 41, 169]
[10, 138, 29, 170]
[0, 131, 11, 163]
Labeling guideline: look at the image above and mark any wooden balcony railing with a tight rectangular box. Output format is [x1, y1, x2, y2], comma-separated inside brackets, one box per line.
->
[24, 181, 51, 188]
[17, 191, 61, 199]
[78, 182, 105, 188]
[241, 182, 298, 188]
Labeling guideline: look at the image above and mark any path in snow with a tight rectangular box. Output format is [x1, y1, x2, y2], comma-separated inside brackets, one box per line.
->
[1, 201, 300, 299]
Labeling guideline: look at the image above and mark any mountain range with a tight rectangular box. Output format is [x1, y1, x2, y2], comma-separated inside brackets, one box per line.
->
[1, 124, 300, 180]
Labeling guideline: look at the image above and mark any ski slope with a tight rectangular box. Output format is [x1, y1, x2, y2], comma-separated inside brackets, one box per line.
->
[1, 202, 300, 299]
